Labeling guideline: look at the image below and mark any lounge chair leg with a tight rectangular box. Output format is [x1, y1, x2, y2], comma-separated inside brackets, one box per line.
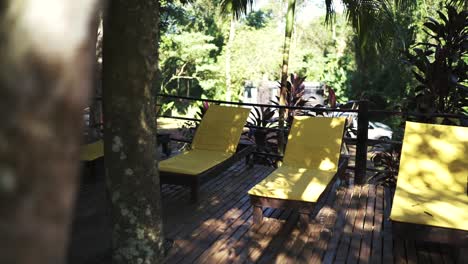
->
[246, 154, 254, 168]
[190, 182, 199, 203]
[253, 205, 263, 226]
[299, 212, 309, 230]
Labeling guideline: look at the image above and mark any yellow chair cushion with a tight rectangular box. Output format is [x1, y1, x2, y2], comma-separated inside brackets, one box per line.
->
[248, 116, 346, 202]
[248, 166, 337, 202]
[192, 105, 250, 153]
[159, 149, 232, 175]
[390, 122, 468, 231]
[160, 105, 250, 175]
[81, 140, 104, 161]
[283, 116, 346, 171]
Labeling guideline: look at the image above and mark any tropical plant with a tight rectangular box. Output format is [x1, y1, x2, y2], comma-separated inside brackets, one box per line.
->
[272, 74, 311, 125]
[245, 106, 279, 166]
[369, 148, 401, 188]
[405, 5, 468, 117]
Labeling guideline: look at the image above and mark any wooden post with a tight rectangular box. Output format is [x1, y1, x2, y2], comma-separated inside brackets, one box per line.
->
[355, 100, 369, 184]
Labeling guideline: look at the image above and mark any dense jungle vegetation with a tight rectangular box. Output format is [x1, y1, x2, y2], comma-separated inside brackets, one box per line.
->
[158, 0, 467, 116]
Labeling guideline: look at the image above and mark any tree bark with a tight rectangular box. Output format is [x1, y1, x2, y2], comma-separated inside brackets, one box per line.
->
[0, 0, 99, 263]
[102, 0, 165, 263]
[278, 0, 296, 157]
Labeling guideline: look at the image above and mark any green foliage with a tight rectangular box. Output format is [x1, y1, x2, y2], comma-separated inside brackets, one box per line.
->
[220, 0, 254, 19]
[369, 148, 401, 188]
[245, 10, 273, 29]
[405, 5, 468, 115]
[246, 106, 279, 166]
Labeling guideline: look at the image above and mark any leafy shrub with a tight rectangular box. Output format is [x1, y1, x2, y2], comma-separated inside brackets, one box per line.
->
[405, 5, 468, 118]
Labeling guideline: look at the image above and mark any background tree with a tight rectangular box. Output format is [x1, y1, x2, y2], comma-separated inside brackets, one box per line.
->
[0, 0, 99, 263]
[221, 0, 254, 101]
[277, 0, 297, 155]
[103, 0, 165, 262]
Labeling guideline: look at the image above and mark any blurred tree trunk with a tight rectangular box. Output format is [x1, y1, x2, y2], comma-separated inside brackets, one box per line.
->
[278, 0, 296, 156]
[0, 0, 99, 263]
[102, 0, 165, 263]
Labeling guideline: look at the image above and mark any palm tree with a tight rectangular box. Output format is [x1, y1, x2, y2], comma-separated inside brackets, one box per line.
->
[220, 0, 254, 101]
[278, 0, 297, 155]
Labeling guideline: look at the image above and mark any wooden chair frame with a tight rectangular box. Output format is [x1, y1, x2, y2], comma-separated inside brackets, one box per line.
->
[160, 144, 255, 203]
[249, 156, 349, 229]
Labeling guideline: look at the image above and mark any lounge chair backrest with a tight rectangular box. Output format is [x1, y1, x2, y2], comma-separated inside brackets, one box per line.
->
[81, 140, 104, 161]
[391, 122, 468, 230]
[192, 105, 250, 153]
[283, 116, 346, 171]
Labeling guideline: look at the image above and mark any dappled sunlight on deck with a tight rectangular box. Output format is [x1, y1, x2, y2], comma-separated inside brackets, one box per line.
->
[161, 160, 460, 263]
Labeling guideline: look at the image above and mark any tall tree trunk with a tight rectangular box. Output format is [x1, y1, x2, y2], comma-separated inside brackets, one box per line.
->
[0, 0, 99, 263]
[102, 0, 165, 263]
[278, 0, 296, 157]
[225, 14, 236, 102]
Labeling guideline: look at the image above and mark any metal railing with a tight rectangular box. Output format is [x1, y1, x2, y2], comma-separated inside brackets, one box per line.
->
[157, 93, 468, 184]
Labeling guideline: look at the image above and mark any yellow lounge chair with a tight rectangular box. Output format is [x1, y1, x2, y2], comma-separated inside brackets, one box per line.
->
[248, 116, 348, 228]
[390, 122, 468, 259]
[159, 105, 253, 202]
[81, 140, 104, 161]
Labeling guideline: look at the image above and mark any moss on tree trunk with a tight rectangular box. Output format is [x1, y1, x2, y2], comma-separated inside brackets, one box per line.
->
[102, 0, 165, 263]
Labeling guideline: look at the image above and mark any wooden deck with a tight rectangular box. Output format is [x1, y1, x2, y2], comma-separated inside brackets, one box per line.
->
[161, 161, 461, 264]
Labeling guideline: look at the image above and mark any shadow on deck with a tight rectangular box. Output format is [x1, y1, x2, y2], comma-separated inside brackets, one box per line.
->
[67, 158, 461, 264]
[162, 161, 460, 264]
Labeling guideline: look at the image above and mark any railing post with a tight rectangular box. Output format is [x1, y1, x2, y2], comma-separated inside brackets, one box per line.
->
[355, 100, 369, 184]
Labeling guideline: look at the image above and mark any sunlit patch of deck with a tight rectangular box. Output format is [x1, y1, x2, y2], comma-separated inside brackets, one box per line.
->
[162, 160, 459, 263]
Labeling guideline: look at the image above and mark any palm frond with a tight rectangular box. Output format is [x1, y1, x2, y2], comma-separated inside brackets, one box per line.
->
[220, 0, 254, 19]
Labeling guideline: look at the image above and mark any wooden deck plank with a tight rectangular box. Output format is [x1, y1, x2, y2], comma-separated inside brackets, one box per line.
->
[405, 240, 418, 264]
[393, 238, 407, 264]
[165, 165, 270, 262]
[321, 185, 356, 263]
[164, 162, 248, 238]
[72, 157, 465, 264]
[273, 224, 302, 264]
[439, 244, 455, 264]
[346, 184, 370, 264]
[244, 209, 291, 263]
[228, 208, 283, 264]
[175, 166, 273, 263]
[176, 196, 252, 263]
[207, 207, 274, 264]
[370, 186, 384, 264]
[427, 243, 445, 264]
[288, 178, 340, 263]
[166, 163, 266, 237]
[382, 187, 395, 264]
[308, 185, 347, 264]
[164, 163, 254, 257]
[334, 185, 363, 263]
[416, 241, 431, 264]
[255, 211, 299, 264]
[155, 163, 463, 264]
[359, 184, 376, 264]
